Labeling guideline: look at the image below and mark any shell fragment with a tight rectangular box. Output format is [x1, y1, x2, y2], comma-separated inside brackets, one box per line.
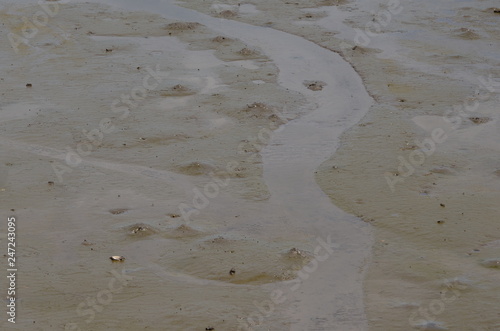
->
[110, 255, 125, 262]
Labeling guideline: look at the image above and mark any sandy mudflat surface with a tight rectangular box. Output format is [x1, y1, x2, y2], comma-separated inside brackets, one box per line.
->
[1, 0, 499, 331]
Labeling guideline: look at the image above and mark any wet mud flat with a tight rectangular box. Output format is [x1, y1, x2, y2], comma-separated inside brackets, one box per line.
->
[2, 0, 498, 330]
[0, 1, 373, 330]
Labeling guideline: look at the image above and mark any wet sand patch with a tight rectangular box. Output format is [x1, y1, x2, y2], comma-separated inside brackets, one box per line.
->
[7, 0, 500, 330]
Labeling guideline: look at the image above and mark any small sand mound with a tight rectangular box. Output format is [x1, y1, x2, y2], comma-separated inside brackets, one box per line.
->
[267, 113, 287, 125]
[480, 258, 500, 268]
[430, 167, 457, 176]
[246, 102, 269, 111]
[300, 12, 328, 20]
[165, 22, 202, 30]
[468, 117, 490, 124]
[442, 277, 470, 290]
[164, 224, 203, 238]
[283, 247, 311, 259]
[304, 80, 326, 91]
[245, 102, 274, 114]
[238, 47, 257, 56]
[126, 223, 159, 237]
[282, 248, 314, 268]
[109, 208, 128, 215]
[243, 102, 277, 120]
[198, 236, 237, 248]
[172, 84, 189, 92]
[161, 237, 311, 285]
[219, 10, 237, 18]
[160, 84, 195, 97]
[212, 35, 232, 43]
[209, 236, 229, 244]
[455, 28, 480, 40]
[175, 161, 218, 176]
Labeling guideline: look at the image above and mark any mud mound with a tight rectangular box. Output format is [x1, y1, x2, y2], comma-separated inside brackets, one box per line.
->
[125, 223, 159, 237]
[160, 236, 314, 285]
[166, 22, 202, 30]
[174, 160, 218, 176]
[163, 224, 204, 239]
